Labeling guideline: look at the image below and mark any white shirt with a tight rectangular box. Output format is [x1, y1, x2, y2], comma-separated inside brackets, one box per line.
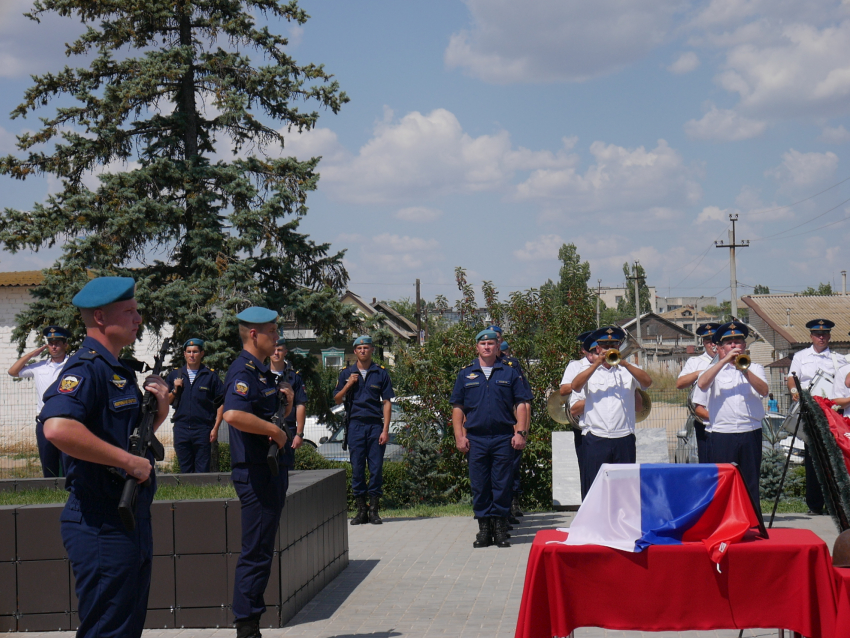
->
[569, 387, 588, 431]
[692, 363, 767, 433]
[560, 357, 591, 387]
[679, 352, 714, 428]
[834, 363, 850, 399]
[582, 364, 643, 439]
[788, 345, 846, 386]
[19, 357, 68, 412]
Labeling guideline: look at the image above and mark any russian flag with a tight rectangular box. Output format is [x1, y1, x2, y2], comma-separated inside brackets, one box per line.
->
[561, 464, 761, 566]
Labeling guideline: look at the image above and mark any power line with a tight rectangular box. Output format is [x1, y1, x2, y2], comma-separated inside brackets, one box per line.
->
[746, 175, 850, 218]
[749, 195, 850, 243]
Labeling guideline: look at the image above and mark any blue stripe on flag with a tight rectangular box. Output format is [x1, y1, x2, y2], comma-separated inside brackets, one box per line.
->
[636, 463, 718, 551]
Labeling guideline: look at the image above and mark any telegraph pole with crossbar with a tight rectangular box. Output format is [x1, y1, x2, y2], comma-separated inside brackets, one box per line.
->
[715, 214, 749, 320]
[626, 262, 644, 344]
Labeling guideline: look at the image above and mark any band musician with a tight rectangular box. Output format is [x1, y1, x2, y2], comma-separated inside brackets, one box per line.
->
[676, 322, 720, 463]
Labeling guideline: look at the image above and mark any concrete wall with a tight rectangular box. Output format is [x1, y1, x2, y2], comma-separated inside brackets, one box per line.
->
[0, 469, 348, 631]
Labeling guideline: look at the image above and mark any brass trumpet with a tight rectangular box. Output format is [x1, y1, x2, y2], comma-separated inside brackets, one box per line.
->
[604, 349, 621, 366]
[734, 352, 751, 372]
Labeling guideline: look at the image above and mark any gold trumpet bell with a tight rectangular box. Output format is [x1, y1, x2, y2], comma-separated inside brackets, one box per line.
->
[604, 349, 621, 366]
[734, 352, 751, 372]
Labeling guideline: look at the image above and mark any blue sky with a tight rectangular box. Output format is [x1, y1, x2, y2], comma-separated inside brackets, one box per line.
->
[2, 0, 850, 307]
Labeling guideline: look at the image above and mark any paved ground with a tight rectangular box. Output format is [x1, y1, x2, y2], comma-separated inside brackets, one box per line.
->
[3, 510, 839, 638]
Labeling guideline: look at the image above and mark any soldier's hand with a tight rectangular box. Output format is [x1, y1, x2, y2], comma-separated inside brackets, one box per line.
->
[144, 375, 171, 411]
[173, 378, 183, 389]
[512, 433, 527, 451]
[271, 428, 287, 449]
[291, 435, 303, 450]
[379, 430, 389, 445]
[125, 455, 153, 484]
[347, 373, 359, 385]
[281, 387, 295, 404]
[210, 427, 218, 443]
[455, 435, 470, 454]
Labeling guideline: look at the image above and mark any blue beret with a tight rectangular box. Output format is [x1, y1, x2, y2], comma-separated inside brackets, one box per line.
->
[476, 329, 499, 342]
[583, 326, 625, 351]
[806, 319, 834, 331]
[487, 325, 503, 334]
[353, 335, 373, 347]
[236, 307, 278, 324]
[712, 321, 749, 344]
[500, 341, 509, 351]
[276, 337, 287, 347]
[696, 323, 721, 338]
[43, 326, 70, 340]
[184, 338, 204, 349]
[577, 330, 593, 344]
[72, 277, 135, 309]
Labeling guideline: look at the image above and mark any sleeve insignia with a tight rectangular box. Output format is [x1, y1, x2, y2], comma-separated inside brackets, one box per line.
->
[235, 381, 249, 396]
[111, 374, 127, 389]
[466, 373, 478, 379]
[58, 374, 82, 394]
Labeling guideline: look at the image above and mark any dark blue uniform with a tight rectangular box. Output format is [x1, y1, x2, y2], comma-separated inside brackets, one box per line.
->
[450, 358, 532, 519]
[39, 337, 153, 638]
[166, 365, 224, 473]
[501, 355, 531, 499]
[271, 363, 308, 461]
[224, 350, 290, 623]
[334, 363, 394, 497]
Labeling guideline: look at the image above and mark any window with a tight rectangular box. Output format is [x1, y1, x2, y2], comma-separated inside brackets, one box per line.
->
[290, 347, 310, 358]
[614, 296, 623, 304]
[684, 324, 692, 332]
[321, 347, 345, 368]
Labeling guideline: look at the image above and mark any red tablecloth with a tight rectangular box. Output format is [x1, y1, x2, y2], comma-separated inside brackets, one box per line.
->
[515, 528, 840, 638]
[834, 567, 850, 635]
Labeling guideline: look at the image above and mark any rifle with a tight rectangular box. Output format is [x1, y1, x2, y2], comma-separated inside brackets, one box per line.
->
[117, 338, 169, 532]
[169, 370, 184, 422]
[267, 378, 292, 477]
[342, 374, 356, 452]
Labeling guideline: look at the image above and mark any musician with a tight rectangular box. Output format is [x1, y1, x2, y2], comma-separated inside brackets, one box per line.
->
[570, 326, 653, 497]
[559, 330, 595, 496]
[788, 318, 847, 515]
[675, 322, 720, 463]
[694, 321, 768, 514]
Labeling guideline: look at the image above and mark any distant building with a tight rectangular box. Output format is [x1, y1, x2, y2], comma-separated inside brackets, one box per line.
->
[658, 306, 720, 339]
[656, 295, 717, 313]
[596, 285, 658, 313]
[614, 313, 695, 373]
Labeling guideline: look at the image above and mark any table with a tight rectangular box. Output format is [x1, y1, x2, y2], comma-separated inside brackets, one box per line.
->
[833, 566, 850, 634]
[515, 528, 840, 638]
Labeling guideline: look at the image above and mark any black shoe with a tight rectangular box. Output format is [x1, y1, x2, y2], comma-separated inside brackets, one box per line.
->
[235, 618, 261, 638]
[511, 496, 525, 517]
[508, 514, 519, 525]
[473, 517, 492, 548]
[493, 517, 511, 548]
[351, 496, 369, 525]
[808, 509, 824, 516]
[369, 495, 383, 525]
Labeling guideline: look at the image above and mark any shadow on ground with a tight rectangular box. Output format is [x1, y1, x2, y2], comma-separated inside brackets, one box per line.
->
[285, 559, 380, 626]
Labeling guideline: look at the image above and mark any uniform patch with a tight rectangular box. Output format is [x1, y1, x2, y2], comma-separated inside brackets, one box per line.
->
[465, 381, 480, 388]
[111, 397, 138, 409]
[370, 384, 381, 389]
[58, 374, 82, 394]
[111, 374, 127, 389]
[496, 380, 511, 385]
[262, 387, 277, 397]
[259, 376, 267, 385]
[466, 373, 478, 379]
[199, 386, 209, 391]
[235, 381, 249, 396]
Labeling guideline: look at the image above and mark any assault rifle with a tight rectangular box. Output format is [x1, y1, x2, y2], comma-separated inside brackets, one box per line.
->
[117, 338, 169, 532]
[342, 375, 356, 452]
[267, 379, 293, 477]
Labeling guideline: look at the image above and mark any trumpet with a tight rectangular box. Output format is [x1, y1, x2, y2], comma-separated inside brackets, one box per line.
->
[734, 352, 751, 372]
[604, 349, 621, 366]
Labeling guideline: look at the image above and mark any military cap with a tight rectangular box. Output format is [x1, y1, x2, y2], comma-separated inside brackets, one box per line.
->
[487, 325, 503, 334]
[712, 321, 749, 344]
[276, 337, 287, 347]
[43, 326, 70, 340]
[583, 326, 625, 351]
[695, 323, 721, 338]
[577, 330, 593, 344]
[353, 335, 373, 347]
[476, 329, 499, 342]
[806, 319, 835, 332]
[183, 338, 204, 349]
[500, 341, 509, 351]
[72, 277, 135, 309]
[235, 307, 278, 324]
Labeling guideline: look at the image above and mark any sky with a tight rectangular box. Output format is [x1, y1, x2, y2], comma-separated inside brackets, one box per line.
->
[2, 0, 850, 308]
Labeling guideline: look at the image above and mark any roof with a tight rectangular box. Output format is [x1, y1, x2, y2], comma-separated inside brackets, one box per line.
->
[617, 312, 694, 337]
[658, 306, 717, 322]
[767, 356, 792, 369]
[340, 291, 417, 342]
[741, 294, 850, 345]
[0, 270, 44, 287]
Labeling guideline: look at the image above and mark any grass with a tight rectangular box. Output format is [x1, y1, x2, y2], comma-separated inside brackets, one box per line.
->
[760, 497, 808, 514]
[378, 503, 474, 518]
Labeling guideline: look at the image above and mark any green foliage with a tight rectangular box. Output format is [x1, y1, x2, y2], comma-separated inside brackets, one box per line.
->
[598, 299, 630, 326]
[216, 442, 231, 473]
[387, 297, 416, 323]
[760, 448, 805, 501]
[0, 0, 355, 364]
[801, 282, 835, 296]
[753, 284, 770, 295]
[617, 262, 652, 316]
[703, 300, 748, 323]
[302, 360, 344, 427]
[397, 423, 460, 506]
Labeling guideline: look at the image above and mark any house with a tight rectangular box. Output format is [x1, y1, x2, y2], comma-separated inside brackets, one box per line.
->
[595, 285, 658, 313]
[615, 313, 695, 373]
[656, 295, 717, 313]
[658, 306, 720, 340]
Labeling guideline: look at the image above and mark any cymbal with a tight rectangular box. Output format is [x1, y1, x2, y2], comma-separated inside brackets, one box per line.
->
[546, 388, 571, 425]
[636, 389, 652, 423]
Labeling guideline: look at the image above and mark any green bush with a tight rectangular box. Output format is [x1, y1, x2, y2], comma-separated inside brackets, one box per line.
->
[760, 448, 805, 501]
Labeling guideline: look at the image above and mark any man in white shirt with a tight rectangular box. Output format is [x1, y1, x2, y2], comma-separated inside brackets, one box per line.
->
[571, 326, 653, 497]
[8, 326, 71, 477]
[694, 321, 768, 514]
[676, 323, 720, 463]
[559, 330, 595, 496]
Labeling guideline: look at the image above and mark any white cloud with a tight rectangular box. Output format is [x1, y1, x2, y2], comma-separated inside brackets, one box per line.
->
[696, 205, 731, 224]
[513, 235, 564, 262]
[362, 234, 442, 271]
[765, 149, 839, 192]
[683, 105, 767, 141]
[0, 1, 86, 78]
[819, 125, 850, 143]
[668, 51, 700, 74]
[445, 0, 682, 83]
[394, 207, 443, 222]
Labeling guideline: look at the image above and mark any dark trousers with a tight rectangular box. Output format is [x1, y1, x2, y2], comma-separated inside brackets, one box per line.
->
[511, 448, 523, 496]
[173, 425, 212, 473]
[708, 429, 763, 515]
[581, 432, 636, 498]
[62, 507, 152, 638]
[805, 448, 825, 514]
[348, 421, 386, 497]
[575, 431, 586, 499]
[695, 422, 709, 464]
[467, 433, 514, 519]
[232, 465, 288, 622]
[35, 418, 63, 478]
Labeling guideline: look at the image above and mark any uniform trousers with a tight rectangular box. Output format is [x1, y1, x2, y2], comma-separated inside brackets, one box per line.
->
[804, 448, 825, 514]
[348, 420, 386, 497]
[574, 431, 586, 499]
[232, 464, 288, 621]
[467, 432, 514, 519]
[695, 421, 709, 464]
[581, 432, 636, 498]
[708, 428, 762, 515]
[173, 424, 212, 473]
[35, 418, 63, 478]
[511, 448, 523, 497]
[61, 501, 152, 638]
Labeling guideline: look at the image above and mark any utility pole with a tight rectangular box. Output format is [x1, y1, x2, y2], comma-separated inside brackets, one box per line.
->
[415, 278, 422, 345]
[715, 214, 749, 319]
[596, 279, 601, 328]
[626, 262, 644, 345]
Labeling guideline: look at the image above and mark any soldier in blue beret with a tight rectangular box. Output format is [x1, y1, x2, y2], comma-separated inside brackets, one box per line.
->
[165, 338, 225, 473]
[675, 322, 721, 462]
[223, 307, 293, 638]
[500, 341, 509, 353]
[334, 334, 395, 525]
[451, 329, 532, 548]
[40, 277, 172, 637]
[269, 337, 309, 456]
[8, 325, 73, 477]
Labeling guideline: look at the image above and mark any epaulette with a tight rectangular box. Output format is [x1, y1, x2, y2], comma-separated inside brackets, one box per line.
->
[79, 349, 100, 361]
[461, 362, 474, 369]
[380, 365, 385, 369]
[295, 370, 300, 375]
[245, 361, 256, 370]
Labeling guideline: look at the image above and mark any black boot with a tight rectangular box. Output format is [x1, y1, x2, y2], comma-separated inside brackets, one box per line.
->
[493, 517, 511, 548]
[351, 495, 369, 525]
[369, 495, 383, 525]
[507, 513, 519, 525]
[511, 496, 524, 517]
[473, 517, 492, 548]
[235, 617, 261, 638]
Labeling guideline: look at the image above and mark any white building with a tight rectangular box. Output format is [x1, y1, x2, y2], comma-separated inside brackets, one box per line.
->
[596, 285, 658, 313]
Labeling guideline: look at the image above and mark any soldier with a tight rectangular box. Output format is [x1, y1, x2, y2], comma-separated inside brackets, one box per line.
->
[8, 325, 71, 477]
[223, 307, 294, 638]
[269, 337, 309, 451]
[675, 323, 720, 463]
[333, 335, 395, 525]
[166, 338, 225, 473]
[450, 329, 532, 548]
[41, 277, 171, 637]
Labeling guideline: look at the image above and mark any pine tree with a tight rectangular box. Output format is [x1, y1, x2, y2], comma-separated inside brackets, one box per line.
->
[0, 0, 352, 368]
